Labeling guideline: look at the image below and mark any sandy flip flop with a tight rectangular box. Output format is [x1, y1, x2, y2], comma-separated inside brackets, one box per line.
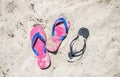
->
[30, 24, 51, 69]
[46, 17, 70, 52]
[68, 27, 89, 62]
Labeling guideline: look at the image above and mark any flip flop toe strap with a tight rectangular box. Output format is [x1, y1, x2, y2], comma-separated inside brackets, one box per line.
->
[69, 35, 86, 57]
[52, 17, 68, 41]
[32, 32, 46, 56]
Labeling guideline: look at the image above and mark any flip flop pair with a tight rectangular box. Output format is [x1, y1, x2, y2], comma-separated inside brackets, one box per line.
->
[30, 17, 70, 69]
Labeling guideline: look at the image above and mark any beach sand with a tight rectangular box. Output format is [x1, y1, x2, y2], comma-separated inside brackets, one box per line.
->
[0, 0, 120, 77]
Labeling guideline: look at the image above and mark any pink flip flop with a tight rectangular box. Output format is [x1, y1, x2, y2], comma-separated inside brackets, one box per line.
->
[30, 24, 51, 69]
[46, 17, 70, 52]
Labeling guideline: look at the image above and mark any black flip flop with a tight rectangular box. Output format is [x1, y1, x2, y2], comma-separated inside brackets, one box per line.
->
[68, 27, 89, 62]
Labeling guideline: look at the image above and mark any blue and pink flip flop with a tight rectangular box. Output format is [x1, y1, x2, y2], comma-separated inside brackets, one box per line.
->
[46, 17, 70, 52]
[30, 24, 51, 69]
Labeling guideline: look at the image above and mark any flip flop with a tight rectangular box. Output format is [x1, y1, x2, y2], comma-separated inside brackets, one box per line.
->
[68, 27, 89, 62]
[46, 17, 70, 52]
[30, 24, 51, 69]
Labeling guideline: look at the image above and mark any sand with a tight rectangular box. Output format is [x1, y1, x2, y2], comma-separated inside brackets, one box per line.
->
[0, 0, 120, 77]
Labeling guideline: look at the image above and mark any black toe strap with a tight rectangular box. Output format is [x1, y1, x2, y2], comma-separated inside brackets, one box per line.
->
[69, 35, 86, 57]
